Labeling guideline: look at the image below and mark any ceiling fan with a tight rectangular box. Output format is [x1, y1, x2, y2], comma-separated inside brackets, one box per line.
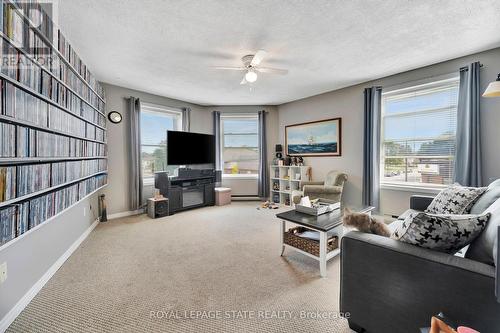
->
[213, 50, 288, 85]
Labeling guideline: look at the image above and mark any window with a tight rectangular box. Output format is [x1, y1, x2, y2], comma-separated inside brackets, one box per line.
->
[140, 103, 182, 181]
[221, 115, 259, 176]
[381, 77, 459, 188]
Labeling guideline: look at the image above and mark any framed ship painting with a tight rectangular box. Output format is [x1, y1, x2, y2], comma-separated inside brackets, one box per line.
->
[285, 118, 341, 157]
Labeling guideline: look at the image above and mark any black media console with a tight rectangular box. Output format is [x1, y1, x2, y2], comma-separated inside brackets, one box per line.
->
[154, 169, 215, 214]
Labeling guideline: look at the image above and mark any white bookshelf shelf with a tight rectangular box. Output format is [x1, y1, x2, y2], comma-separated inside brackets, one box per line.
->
[270, 165, 311, 206]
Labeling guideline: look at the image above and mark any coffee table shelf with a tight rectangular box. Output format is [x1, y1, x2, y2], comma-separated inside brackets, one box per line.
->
[276, 206, 374, 277]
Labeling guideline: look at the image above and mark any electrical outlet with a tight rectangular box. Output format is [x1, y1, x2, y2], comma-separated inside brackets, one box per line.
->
[0, 262, 7, 284]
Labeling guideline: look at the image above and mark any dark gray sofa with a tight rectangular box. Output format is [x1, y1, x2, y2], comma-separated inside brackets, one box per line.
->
[340, 190, 500, 333]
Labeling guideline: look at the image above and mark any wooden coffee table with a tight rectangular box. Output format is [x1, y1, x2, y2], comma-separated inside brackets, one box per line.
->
[276, 205, 374, 277]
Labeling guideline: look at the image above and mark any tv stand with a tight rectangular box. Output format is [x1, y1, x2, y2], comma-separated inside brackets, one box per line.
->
[155, 171, 215, 214]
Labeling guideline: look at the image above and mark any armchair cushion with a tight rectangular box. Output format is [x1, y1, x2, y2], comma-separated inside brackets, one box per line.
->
[302, 185, 343, 194]
[299, 181, 324, 188]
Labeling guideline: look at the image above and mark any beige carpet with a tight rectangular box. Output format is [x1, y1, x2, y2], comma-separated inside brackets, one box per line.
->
[8, 202, 352, 333]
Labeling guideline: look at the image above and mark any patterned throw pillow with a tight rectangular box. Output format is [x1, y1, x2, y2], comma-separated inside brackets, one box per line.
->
[391, 211, 491, 254]
[425, 184, 487, 215]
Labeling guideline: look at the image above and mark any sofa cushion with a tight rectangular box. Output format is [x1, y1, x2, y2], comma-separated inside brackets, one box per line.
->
[465, 197, 500, 265]
[391, 211, 491, 254]
[470, 179, 500, 214]
[398, 209, 421, 220]
[388, 219, 403, 234]
[425, 184, 486, 215]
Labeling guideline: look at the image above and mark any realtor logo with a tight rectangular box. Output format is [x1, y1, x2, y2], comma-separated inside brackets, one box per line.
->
[2, 0, 56, 70]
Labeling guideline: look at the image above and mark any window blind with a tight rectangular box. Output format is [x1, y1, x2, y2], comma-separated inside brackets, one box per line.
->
[381, 78, 459, 186]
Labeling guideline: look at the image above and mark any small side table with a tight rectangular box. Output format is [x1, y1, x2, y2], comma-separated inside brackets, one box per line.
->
[147, 197, 169, 218]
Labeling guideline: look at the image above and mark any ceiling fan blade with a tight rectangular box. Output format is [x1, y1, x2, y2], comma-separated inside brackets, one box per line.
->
[240, 77, 247, 85]
[213, 66, 246, 71]
[256, 67, 288, 75]
[250, 50, 267, 67]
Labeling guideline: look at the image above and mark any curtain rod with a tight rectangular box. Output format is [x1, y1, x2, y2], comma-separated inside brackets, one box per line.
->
[460, 63, 483, 72]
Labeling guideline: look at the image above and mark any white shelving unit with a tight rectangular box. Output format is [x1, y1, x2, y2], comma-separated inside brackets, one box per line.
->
[270, 165, 311, 206]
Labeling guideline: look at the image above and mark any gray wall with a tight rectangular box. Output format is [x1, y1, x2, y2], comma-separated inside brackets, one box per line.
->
[278, 47, 500, 216]
[103, 83, 211, 215]
[0, 194, 99, 323]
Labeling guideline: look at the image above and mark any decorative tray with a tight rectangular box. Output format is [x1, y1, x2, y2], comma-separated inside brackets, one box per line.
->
[295, 199, 341, 216]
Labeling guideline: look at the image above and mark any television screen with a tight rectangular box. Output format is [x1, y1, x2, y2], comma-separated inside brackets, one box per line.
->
[167, 131, 215, 165]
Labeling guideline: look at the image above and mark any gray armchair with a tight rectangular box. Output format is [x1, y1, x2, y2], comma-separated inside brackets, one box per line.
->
[299, 171, 348, 203]
[340, 194, 500, 333]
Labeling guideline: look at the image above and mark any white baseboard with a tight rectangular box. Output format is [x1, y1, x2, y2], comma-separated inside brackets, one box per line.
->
[107, 208, 144, 220]
[0, 219, 99, 333]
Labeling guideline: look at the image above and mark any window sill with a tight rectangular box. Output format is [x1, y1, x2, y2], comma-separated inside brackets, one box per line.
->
[380, 183, 444, 194]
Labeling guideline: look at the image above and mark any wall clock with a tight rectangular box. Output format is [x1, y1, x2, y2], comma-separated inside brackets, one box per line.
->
[108, 111, 122, 124]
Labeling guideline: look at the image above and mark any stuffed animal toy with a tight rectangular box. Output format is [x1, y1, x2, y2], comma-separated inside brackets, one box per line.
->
[342, 208, 391, 237]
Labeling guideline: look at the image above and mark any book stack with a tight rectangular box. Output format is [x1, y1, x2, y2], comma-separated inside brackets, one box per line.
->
[0, 0, 107, 247]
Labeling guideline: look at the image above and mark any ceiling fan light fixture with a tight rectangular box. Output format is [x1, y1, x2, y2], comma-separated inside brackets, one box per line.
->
[245, 70, 258, 83]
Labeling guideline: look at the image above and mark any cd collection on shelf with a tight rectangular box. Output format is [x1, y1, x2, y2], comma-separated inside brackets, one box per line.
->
[0, 0, 107, 247]
[0, 158, 107, 201]
[0, 174, 108, 246]
[6, 125, 107, 158]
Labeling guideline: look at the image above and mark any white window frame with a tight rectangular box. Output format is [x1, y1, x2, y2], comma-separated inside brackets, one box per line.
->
[220, 113, 259, 179]
[380, 74, 459, 192]
[141, 102, 183, 185]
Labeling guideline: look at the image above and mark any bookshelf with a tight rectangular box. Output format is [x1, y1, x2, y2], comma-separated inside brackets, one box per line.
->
[270, 165, 311, 206]
[0, 0, 107, 248]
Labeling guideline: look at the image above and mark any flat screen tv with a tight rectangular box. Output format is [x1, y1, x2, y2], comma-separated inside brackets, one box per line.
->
[167, 131, 215, 165]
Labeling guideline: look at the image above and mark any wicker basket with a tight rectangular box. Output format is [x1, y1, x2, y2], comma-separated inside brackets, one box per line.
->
[284, 227, 338, 257]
